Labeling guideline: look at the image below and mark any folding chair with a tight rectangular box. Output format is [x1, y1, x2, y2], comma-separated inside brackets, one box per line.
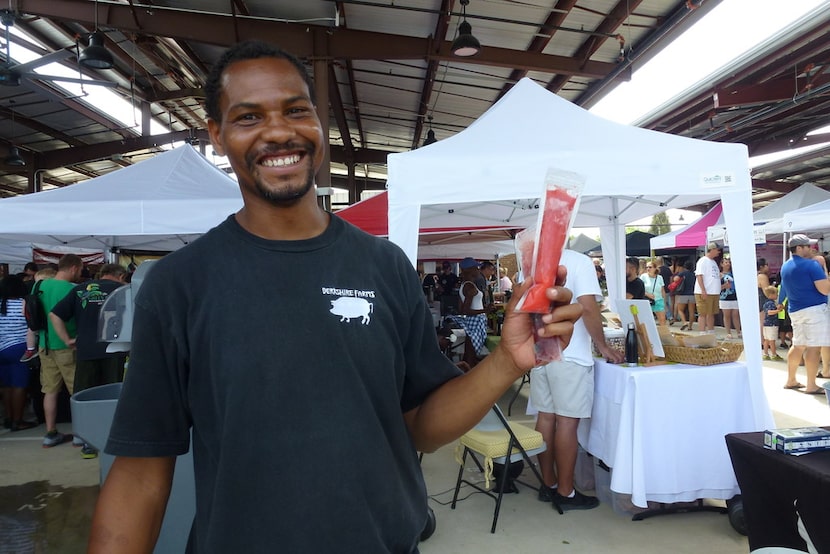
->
[451, 405, 561, 533]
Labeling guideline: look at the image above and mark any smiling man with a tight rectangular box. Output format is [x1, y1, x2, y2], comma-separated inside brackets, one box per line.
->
[87, 41, 581, 553]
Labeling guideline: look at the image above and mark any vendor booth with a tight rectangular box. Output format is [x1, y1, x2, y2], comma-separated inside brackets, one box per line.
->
[385, 76, 773, 514]
[650, 202, 723, 252]
[386, 77, 769, 429]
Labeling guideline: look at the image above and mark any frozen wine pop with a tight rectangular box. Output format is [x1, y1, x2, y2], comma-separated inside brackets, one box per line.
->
[515, 169, 584, 314]
[513, 169, 584, 365]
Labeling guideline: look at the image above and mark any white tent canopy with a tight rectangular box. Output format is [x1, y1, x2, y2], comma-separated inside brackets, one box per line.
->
[783, 197, 830, 235]
[753, 183, 830, 234]
[0, 145, 243, 252]
[387, 77, 770, 428]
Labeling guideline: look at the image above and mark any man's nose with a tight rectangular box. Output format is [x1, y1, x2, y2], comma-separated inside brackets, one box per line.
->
[261, 114, 298, 142]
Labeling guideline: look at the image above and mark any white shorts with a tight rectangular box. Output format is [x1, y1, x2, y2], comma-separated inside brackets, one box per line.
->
[763, 325, 779, 341]
[790, 304, 830, 347]
[720, 300, 739, 310]
[530, 360, 593, 418]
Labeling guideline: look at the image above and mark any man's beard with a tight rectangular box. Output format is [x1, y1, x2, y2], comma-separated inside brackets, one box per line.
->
[254, 164, 316, 206]
[245, 139, 318, 206]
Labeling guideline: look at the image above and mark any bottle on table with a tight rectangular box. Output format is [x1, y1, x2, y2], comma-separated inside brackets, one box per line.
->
[625, 323, 638, 366]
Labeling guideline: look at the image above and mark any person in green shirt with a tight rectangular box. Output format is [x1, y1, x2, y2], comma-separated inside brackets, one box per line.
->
[38, 254, 83, 448]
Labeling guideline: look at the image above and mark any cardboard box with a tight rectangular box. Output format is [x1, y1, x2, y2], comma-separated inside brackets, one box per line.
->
[764, 427, 830, 454]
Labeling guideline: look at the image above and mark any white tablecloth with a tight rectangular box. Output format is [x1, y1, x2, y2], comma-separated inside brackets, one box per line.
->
[578, 359, 775, 508]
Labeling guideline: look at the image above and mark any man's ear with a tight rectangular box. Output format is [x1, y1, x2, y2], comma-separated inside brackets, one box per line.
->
[207, 118, 225, 157]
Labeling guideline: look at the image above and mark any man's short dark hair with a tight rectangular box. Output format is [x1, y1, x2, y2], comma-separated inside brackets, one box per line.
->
[23, 262, 38, 273]
[626, 257, 639, 268]
[757, 258, 767, 271]
[98, 263, 127, 279]
[57, 254, 83, 271]
[204, 40, 315, 122]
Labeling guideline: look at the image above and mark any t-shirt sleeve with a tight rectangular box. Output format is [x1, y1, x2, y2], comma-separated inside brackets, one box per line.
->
[395, 255, 462, 413]
[105, 285, 191, 457]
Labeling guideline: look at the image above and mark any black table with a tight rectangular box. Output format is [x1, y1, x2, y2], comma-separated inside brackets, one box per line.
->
[726, 430, 830, 552]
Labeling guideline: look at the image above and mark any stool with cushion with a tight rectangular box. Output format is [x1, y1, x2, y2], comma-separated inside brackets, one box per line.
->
[451, 405, 561, 532]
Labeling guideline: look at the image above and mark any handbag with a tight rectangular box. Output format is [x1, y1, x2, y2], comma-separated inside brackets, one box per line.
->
[648, 278, 656, 306]
[668, 277, 681, 293]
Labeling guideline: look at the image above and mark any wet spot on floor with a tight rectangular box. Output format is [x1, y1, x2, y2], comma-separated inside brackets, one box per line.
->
[0, 480, 98, 554]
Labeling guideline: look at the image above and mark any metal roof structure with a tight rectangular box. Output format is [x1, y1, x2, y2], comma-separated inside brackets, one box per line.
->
[1, 0, 828, 214]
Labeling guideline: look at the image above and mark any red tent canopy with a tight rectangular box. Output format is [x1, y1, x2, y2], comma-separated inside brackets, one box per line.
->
[336, 192, 515, 237]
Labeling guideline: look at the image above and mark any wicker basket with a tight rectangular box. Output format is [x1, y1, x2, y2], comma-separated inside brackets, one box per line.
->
[662, 341, 744, 366]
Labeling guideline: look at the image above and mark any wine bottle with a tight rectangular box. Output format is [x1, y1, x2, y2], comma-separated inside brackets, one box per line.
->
[625, 323, 638, 366]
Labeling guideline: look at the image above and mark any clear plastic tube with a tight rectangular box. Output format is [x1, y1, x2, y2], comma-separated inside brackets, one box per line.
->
[513, 169, 585, 365]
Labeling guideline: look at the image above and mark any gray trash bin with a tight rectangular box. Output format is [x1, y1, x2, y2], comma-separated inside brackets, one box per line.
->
[71, 383, 196, 554]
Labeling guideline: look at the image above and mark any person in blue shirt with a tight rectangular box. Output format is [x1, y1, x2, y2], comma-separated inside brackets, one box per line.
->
[778, 234, 830, 393]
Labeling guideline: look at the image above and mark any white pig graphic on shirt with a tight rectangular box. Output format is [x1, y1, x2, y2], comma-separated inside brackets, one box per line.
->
[330, 297, 373, 324]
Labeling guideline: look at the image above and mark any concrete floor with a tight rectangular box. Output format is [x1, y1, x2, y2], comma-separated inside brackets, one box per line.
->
[0, 339, 826, 553]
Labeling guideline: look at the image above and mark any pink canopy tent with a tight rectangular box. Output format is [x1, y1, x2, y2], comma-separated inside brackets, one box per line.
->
[650, 202, 723, 250]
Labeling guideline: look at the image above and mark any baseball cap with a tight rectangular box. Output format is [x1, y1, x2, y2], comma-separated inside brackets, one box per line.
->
[707, 242, 721, 251]
[788, 234, 818, 247]
[459, 257, 478, 269]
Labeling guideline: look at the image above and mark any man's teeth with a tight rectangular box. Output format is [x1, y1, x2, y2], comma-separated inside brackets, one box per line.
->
[261, 154, 301, 167]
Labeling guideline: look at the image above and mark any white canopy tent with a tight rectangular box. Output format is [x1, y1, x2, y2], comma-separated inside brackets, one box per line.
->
[708, 183, 830, 243]
[387, 77, 770, 428]
[0, 242, 36, 266]
[0, 145, 243, 252]
[783, 197, 830, 237]
[753, 183, 830, 235]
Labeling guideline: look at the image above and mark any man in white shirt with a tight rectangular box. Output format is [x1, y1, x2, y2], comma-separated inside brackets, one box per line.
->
[531, 250, 625, 511]
[694, 242, 722, 333]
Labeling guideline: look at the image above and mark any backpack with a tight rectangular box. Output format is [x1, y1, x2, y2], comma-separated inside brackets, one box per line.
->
[23, 280, 48, 332]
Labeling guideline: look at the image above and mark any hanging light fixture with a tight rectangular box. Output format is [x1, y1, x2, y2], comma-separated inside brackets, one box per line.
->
[451, 0, 481, 57]
[79, 32, 113, 69]
[79, 1, 114, 69]
[423, 115, 437, 146]
[5, 145, 25, 166]
[5, 104, 25, 167]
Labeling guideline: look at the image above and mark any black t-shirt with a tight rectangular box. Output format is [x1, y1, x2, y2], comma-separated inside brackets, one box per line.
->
[437, 272, 458, 296]
[626, 277, 645, 299]
[658, 265, 673, 292]
[678, 269, 696, 295]
[106, 214, 461, 553]
[51, 278, 125, 360]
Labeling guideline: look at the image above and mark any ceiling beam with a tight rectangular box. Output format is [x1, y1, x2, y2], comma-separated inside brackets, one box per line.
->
[715, 74, 830, 109]
[497, 0, 578, 101]
[19, 0, 617, 78]
[751, 179, 799, 194]
[547, 0, 642, 94]
[411, 0, 453, 149]
[25, 129, 394, 169]
[328, 64, 354, 157]
[35, 129, 209, 169]
[0, 106, 85, 147]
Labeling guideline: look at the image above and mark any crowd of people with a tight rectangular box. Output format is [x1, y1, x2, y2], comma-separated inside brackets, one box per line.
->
[622, 245, 747, 337]
[0, 256, 129, 458]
